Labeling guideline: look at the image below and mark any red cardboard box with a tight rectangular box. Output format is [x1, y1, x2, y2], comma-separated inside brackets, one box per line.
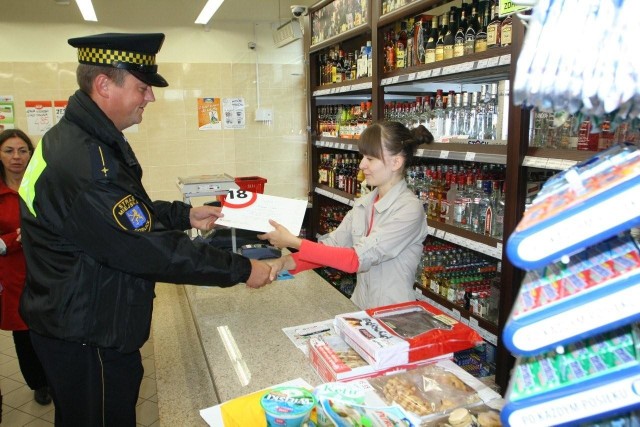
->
[334, 300, 483, 370]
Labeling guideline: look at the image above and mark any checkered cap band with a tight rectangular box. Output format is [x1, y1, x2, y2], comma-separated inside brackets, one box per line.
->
[77, 47, 156, 69]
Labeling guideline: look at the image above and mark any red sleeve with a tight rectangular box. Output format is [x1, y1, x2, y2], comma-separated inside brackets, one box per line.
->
[289, 251, 323, 275]
[296, 239, 359, 273]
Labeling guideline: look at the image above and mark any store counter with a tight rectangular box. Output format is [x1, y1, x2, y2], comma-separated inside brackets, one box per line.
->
[153, 269, 356, 426]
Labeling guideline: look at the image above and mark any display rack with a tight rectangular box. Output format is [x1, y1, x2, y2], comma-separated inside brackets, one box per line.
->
[501, 144, 640, 426]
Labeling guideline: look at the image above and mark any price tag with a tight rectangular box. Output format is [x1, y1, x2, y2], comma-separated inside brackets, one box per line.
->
[381, 78, 390, 86]
[439, 150, 449, 159]
[424, 69, 432, 78]
[339, 143, 346, 149]
[547, 158, 565, 170]
[563, 160, 578, 169]
[487, 56, 500, 67]
[391, 76, 400, 84]
[417, 148, 425, 156]
[450, 308, 461, 321]
[533, 157, 549, 168]
[460, 61, 474, 72]
[436, 229, 445, 239]
[460, 316, 470, 326]
[465, 152, 476, 161]
[407, 72, 416, 81]
[442, 65, 454, 75]
[432, 68, 441, 76]
[499, 54, 511, 65]
[469, 317, 479, 329]
[476, 59, 488, 69]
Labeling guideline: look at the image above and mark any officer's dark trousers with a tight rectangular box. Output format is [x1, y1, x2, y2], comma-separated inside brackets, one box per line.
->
[30, 331, 143, 427]
[12, 330, 48, 390]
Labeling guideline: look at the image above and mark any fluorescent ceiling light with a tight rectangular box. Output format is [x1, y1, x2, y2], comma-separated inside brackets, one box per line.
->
[75, 0, 97, 21]
[195, 0, 224, 24]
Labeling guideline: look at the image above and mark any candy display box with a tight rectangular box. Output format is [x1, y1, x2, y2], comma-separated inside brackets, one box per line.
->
[333, 300, 484, 370]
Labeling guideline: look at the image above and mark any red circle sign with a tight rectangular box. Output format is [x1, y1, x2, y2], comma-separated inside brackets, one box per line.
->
[222, 190, 258, 209]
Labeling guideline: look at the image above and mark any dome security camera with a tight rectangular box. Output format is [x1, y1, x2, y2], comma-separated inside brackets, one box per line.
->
[290, 5, 308, 17]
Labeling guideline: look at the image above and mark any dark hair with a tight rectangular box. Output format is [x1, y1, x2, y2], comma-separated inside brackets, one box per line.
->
[357, 121, 433, 173]
[77, 64, 129, 94]
[0, 128, 35, 182]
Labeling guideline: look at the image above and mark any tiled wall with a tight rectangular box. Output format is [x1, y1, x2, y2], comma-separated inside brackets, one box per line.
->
[0, 61, 309, 202]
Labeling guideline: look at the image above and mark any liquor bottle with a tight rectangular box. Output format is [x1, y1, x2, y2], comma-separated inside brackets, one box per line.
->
[475, 86, 487, 141]
[435, 13, 448, 62]
[453, 174, 468, 227]
[419, 95, 432, 128]
[460, 173, 475, 230]
[366, 41, 373, 77]
[464, 2, 480, 55]
[384, 30, 396, 73]
[475, 2, 489, 53]
[444, 91, 456, 137]
[396, 21, 408, 69]
[425, 16, 439, 64]
[470, 178, 485, 234]
[318, 53, 326, 85]
[443, 7, 457, 60]
[453, 3, 468, 58]
[446, 168, 460, 225]
[483, 83, 498, 140]
[501, 12, 513, 47]
[406, 18, 414, 67]
[432, 89, 445, 140]
[486, 3, 502, 49]
[481, 183, 493, 236]
[456, 92, 468, 136]
[491, 180, 504, 238]
[347, 52, 356, 80]
[466, 92, 478, 140]
[415, 17, 426, 65]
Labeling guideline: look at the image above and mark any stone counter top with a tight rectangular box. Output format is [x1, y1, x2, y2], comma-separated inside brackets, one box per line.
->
[184, 268, 357, 403]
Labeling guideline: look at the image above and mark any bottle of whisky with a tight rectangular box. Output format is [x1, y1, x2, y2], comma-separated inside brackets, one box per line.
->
[475, 2, 489, 53]
[435, 13, 449, 62]
[396, 21, 408, 69]
[464, 2, 480, 55]
[425, 16, 439, 64]
[443, 7, 457, 60]
[454, 4, 468, 58]
[500, 12, 513, 47]
[486, 3, 502, 49]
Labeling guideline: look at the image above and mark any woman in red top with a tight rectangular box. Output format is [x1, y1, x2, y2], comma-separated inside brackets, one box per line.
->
[0, 129, 51, 405]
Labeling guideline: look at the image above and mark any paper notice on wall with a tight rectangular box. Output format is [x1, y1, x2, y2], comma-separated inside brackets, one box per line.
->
[0, 96, 15, 130]
[222, 97, 245, 129]
[53, 100, 68, 124]
[25, 100, 54, 135]
[197, 97, 222, 131]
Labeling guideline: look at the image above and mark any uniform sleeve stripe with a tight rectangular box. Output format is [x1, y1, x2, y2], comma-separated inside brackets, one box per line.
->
[19, 141, 47, 217]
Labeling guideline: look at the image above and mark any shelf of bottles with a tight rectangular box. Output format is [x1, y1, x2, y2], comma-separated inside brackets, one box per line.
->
[523, 108, 640, 171]
[378, 0, 513, 79]
[313, 39, 374, 97]
[413, 235, 500, 345]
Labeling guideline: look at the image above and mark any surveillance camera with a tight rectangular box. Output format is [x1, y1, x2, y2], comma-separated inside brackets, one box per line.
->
[291, 5, 308, 17]
[248, 42, 256, 50]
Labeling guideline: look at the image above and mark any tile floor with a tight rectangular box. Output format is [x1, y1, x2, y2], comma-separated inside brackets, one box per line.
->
[0, 329, 160, 427]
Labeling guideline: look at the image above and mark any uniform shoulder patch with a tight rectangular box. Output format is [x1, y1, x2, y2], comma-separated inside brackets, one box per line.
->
[113, 194, 152, 231]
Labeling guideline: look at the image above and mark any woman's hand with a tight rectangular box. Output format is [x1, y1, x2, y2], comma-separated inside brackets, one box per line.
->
[257, 220, 302, 249]
[263, 254, 297, 274]
[189, 205, 223, 231]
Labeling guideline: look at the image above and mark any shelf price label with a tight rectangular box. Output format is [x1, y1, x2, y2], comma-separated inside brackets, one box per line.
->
[487, 56, 500, 68]
[432, 68, 441, 76]
[391, 76, 400, 84]
[499, 54, 511, 65]
[407, 72, 416, 81]
[476, 59, 488, 69]
[439, 150, 449, 159]
[465, 152, 476, 161]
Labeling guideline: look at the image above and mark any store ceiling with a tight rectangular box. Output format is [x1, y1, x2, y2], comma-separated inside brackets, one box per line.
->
[2, 0, 318, 27]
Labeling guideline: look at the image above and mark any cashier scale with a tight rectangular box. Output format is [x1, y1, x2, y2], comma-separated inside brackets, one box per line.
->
[176, 174, 281, 259]
[177, 173, 241, 250]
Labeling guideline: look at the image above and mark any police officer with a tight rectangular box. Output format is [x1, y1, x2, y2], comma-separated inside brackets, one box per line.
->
[18, 33, 276, 426]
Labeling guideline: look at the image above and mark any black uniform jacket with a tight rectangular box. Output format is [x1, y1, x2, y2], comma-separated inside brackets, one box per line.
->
[19, 90, 252, 353]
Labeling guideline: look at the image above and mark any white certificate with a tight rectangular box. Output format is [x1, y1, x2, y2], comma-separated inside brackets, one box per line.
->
[216, 190, 307, 235]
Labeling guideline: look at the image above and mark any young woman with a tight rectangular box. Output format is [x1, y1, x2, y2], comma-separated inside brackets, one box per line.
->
[0, 129, 51, 405]
[259, 121, 433, 309]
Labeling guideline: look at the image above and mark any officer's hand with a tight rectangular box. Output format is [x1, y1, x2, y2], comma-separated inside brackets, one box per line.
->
[190, 206, 223, 231]
[246, 259, 275, 288]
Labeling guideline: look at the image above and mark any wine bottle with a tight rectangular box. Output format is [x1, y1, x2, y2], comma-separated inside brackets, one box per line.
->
[425, 16, 439, 64]
[435, 12, 448, 62]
